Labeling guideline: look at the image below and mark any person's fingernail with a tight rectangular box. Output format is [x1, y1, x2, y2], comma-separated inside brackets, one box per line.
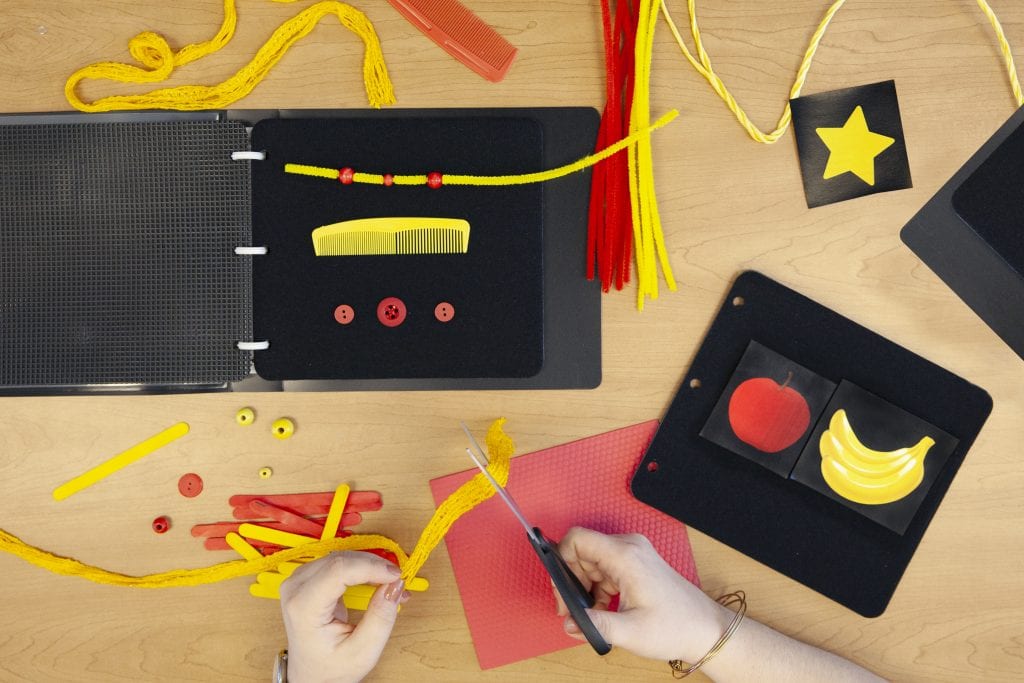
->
[385, 563, 402, 576]
[399, 590, 411, 603]
[564, 619, 581, 635]
[384, 579, 405, 603]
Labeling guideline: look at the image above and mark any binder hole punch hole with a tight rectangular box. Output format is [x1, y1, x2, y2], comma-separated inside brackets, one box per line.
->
[689, 378, 701, 389]
[732, 296, 745, 307]
[647, 461, 659, 473]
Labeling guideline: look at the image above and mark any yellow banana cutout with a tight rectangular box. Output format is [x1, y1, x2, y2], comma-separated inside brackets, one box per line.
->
[819, 410, 935, 505]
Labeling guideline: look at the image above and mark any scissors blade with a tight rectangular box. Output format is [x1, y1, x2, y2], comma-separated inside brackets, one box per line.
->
[463, 442, 541, 545]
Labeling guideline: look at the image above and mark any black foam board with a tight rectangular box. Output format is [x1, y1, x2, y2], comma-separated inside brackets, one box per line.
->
[901, 106, 1024, 361]
[250, 115, 544, 380]
[631, 271, 991, 617]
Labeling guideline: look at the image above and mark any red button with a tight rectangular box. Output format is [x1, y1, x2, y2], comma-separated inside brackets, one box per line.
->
[152, 516, 171, 534]
[377, 297, 407, 327]
[434, 302, 455, 322]
[334, 304, 355, 325]
[178, 473, 204, 498]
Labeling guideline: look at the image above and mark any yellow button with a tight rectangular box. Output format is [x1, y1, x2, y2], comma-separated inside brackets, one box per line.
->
[258, 467, 273, 480]
[272, 418, 295, 440]
[236, 407, 256, 426]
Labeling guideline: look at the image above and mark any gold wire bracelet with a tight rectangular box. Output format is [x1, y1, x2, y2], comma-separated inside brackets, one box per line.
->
[669, 591, 747, 678]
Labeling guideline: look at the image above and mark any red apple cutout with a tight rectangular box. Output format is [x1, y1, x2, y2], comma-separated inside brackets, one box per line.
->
[727, 372, 811, 453]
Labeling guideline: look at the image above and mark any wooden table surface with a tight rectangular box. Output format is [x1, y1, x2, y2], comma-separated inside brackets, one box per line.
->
[1, 1, 1022, 680]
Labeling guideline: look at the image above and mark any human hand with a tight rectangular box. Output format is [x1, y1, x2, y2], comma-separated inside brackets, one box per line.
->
[279, 551, 410, 683]
[554, 527, 732, 663]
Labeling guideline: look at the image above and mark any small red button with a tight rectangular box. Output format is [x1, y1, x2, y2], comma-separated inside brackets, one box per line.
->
[334, 304, 355, 325]
[178, 473, 203, 498]
[434, 302, 455, 322]
[377, 297, 407, 327]
[152, 516, 171, 534]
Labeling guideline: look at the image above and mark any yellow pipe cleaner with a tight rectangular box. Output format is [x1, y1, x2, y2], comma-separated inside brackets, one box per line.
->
[284, 109, 678, 186]
[661, 0, 1024, 144]
[0, 418, 513, 588]
[65, 0, 395, 112]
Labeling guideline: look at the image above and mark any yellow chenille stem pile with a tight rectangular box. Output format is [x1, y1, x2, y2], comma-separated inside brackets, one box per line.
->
[0, 419, 513, 591]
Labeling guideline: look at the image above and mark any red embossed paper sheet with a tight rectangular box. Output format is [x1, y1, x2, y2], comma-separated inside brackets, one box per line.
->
[429, 421, 699, 669]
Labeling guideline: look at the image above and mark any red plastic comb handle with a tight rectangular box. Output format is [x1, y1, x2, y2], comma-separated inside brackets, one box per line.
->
[386, 0, 517, 82]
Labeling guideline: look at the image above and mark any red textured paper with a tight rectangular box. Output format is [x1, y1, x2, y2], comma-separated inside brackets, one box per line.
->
[429, 420, 699, 670]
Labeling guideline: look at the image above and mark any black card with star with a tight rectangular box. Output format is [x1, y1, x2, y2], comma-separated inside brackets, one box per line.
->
[790, 80, 912, 208]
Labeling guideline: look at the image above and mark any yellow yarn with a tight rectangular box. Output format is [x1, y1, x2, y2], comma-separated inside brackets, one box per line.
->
[661, 0, 1024, 144]
[65, 0, 395, 112]
[284, 110, 679, 186]
[0, 419, 513, 589]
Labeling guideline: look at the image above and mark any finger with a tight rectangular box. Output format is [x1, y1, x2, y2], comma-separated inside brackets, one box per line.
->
[343, 579, 405, 673]
[564, 608, 636, 649]
[558, 527, 642, 589]
[285, 552, 401, 628]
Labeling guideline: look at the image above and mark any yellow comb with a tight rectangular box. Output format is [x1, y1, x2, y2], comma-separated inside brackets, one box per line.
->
[311, 217, 470, 256]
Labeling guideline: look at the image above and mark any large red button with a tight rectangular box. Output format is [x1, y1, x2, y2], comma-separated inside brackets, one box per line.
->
[377, 297, 407, 327]
[178, 473, 204, 498]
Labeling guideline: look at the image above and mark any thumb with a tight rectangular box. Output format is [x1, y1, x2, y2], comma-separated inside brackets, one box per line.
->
[566, 608, 636, 650]
[345, 579, 403, 663]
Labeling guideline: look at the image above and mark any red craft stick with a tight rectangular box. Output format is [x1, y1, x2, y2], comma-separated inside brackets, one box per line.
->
[191, 518, 359, 538]
[249, 499, 327, 537]
[203, 529, 354, 552]
[228, 491, 382, 518]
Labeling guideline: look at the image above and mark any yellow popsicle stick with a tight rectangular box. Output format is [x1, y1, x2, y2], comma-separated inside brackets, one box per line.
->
[52, 422, 190, 501]
[249, 578, 373, 610]
[225, 532, 262, 561]
[239, 523, 316, 549]
[321, 484, 351, 541]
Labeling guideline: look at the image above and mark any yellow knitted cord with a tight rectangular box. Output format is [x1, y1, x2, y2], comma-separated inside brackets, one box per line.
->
[65, 0, 395, 112]
[0, 419, 513, 589]
[284, 110, 679, 186]
[661, 0, 1024, 144]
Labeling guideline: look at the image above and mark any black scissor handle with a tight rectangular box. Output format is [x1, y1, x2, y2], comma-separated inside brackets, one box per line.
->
[531, 529, 612, 656]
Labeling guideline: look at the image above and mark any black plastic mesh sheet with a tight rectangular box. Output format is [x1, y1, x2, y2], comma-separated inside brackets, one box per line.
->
[0, 121, 252, 386]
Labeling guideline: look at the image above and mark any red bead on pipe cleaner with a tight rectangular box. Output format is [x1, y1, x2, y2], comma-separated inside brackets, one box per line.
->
[382, 173, 394, 186]
[339, 167, 355, 184]
[426, 172, 443, 189]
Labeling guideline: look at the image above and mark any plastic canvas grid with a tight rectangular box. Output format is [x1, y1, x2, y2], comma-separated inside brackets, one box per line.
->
[0, 120, 252, 386]
[429, 421, 699, 670]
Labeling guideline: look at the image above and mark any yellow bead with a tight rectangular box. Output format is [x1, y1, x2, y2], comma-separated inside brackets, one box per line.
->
[272, 418, 295, 440]
[258, 467, 273, 480]
[236, 407, 255, 426]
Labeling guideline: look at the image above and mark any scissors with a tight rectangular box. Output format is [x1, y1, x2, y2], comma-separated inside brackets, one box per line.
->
[461, 423, 612, 656]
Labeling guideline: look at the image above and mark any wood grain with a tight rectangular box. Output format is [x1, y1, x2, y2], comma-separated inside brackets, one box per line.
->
[0, 0, 1023, 680]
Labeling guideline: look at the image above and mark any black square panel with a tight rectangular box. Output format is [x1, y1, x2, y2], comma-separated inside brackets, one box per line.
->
[251, 115, 544, 380]
[632, 272, 991, 617]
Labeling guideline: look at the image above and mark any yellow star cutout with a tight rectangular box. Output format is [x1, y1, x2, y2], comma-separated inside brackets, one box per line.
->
[815, 106, 895, 186]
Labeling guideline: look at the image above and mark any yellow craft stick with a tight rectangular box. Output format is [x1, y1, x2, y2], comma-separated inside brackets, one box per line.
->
[250, 577, 373, 610]
[321, 484, 351, 541]
[52, 422, 189, 501]
[225, 532, 262, 561]
[239, 523, 317, 549]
